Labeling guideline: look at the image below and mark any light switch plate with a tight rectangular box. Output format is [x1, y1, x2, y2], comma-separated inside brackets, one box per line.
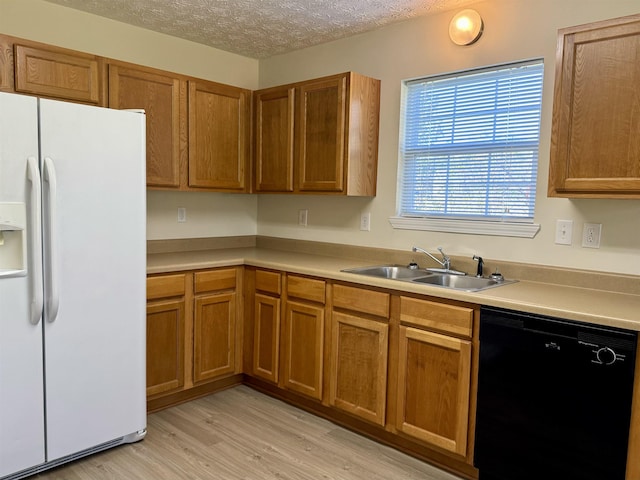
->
[555, 219, 573, 245]
[177, 207, 187, 223]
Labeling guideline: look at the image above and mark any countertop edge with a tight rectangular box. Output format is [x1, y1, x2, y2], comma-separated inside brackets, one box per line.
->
[147, 248, 640, 332]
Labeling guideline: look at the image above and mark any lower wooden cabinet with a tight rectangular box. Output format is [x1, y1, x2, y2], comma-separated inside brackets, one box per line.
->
[330, 284, 390, 426]
[146, 274, 186, 397]
[281, 275, 326, 400]
[396, 325, 472, 456]
[282, 298, 325, 400]
[396, 296, 476, 458]
[146, 267, 242, 410]
[252, 269, 282, 383]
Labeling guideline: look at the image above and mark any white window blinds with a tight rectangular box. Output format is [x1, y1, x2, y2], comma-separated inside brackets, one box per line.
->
[399, 60, 544, 223]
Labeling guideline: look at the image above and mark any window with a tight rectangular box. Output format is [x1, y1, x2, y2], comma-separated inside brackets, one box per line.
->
[392, 60, 544, 237]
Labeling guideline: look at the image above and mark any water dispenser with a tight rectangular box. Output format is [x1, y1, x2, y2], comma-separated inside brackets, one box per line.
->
[0, 203, 27, 277]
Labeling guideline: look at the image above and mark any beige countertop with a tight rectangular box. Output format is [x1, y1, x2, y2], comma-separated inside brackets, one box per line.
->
[148, 247, 640, 332]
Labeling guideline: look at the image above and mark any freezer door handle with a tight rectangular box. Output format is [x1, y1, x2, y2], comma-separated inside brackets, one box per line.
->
[26, 156, 44, 325]
[43, 157, 60, 323]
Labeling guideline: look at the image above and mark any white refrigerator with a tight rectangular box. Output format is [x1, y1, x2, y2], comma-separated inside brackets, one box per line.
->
[0, 92, 146, 479]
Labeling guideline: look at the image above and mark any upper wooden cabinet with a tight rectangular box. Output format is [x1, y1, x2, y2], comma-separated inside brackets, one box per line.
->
[188, 80, 251, 191]
[254, 72, 381, 196]
[108, 63, 187, 188]
[0, 35, 104, 105]
[548, 14, 640, 198]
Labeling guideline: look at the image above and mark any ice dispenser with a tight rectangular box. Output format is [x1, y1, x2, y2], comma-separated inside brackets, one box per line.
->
[0, 203, 27, 277]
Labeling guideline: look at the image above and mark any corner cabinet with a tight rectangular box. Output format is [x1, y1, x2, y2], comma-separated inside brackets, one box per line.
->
[254, 72, 381, 196]
[146, 267, 244, 412]
[548, 14, 640, 198]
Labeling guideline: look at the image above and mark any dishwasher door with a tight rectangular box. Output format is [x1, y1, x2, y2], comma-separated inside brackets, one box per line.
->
[474, 307, 637, 480]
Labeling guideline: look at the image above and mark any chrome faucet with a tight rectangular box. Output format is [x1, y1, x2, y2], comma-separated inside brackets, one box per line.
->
[411, 246, 466, 275]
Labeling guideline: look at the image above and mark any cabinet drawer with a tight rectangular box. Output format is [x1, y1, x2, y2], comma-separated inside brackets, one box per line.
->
[147, 274, 186, 300]
[400, 296, 474, 338]
[194, 268, 237, 294]
[333, 284, 389, 319]
[287, 275, 326, 304]
[255, 269, 281, 296]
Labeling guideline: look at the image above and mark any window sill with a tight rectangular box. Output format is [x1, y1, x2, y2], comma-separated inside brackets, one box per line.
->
[388, 216, 541, 238]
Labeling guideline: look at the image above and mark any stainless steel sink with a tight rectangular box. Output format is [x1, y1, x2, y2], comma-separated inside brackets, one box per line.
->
[412, 274, 516, 292]
[341, 264, 432, 280]
[341, 264, 516, 292]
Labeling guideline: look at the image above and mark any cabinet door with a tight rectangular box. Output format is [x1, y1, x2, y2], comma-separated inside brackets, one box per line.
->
[396, 326, 472, 457]
[549, 15, 640, 197]
[146, 299, 185, 397]
[254, 87, 295, 192]
[330, 312, 388, 425]
[253, 293, 281, 383]
[193, 292, 236, 382]
[14, 44, 101, 104]
[297, 75, 347, 192]
[188, 80, 250, 190]
[282, 300, 324, 400]
[109, 64, 186, 188]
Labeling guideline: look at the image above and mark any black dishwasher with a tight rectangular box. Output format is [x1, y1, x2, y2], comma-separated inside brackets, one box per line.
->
[474, 306, 637, 480]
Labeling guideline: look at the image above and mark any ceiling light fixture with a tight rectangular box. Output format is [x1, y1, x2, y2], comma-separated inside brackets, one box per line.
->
[449, 9, 484, 46]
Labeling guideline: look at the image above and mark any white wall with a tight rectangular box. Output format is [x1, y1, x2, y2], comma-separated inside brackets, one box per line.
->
[257, 0, 640, 275]
[0, 0, 260, 241]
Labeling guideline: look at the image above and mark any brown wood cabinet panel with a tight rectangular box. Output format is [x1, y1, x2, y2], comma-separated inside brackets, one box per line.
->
[396, 326, 472, 457]
[14, 44, 100, 104]
[147, 273, 186, 300]
[194, 268, 237, 294]
[282, 300, 325, 400]
[0, 36, 14, 92]
[188, 80, 251, 191]
[255, 269, 282, 296]
[253, 293, 281, 383]
[146, 299, 185, 397]
[108, 63, 186, 188]
[254, 87, 295, 192]
[297, 75, 347, 192]
[549, 14, 640, 197]
[333, 283, 390, 318]
[400, 296, 473, 339]
[286, 275, 326, 304]
[193, 292, 237, 382]
[330, 311, 389, 425]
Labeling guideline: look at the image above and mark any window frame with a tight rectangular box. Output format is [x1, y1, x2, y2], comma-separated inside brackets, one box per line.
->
[391, 59, 544, 238]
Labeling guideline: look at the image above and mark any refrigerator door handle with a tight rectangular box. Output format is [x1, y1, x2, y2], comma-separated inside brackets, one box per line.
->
[26, 156, 44, 325]
[43, 157, 60, 323]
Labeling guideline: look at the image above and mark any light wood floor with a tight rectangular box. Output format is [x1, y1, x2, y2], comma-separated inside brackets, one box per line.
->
[35, 385, 463, 480]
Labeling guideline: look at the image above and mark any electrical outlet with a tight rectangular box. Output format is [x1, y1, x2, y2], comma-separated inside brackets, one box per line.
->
[177, 207, 187, 223]
[555, 219, 573, 245]
[298, 209, 308, 226]
[360, 212, 371, 231]
[582, 223, 602, 248]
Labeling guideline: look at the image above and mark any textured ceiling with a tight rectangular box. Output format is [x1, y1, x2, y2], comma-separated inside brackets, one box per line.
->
[43, 0, 482, 58]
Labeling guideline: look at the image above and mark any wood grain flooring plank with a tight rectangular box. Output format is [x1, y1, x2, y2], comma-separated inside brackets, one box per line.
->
[34, 386, 462, 480]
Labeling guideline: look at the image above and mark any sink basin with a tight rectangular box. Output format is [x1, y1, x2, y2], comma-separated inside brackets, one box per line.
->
[412, 274, 516, 292]
[342, 264, 516, 292]
[341, 264, 432, 280]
